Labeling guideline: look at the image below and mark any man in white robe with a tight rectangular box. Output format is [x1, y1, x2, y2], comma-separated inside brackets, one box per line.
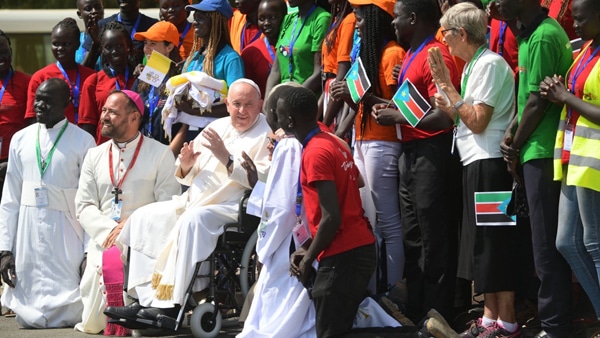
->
[0, 79, 96, 328]
[74, 90, 181, 333]
[106, 79, 271, 321]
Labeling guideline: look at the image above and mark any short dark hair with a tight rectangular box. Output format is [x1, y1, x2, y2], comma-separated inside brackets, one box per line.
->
[397, 0, 442, 26]
[39, 78, 71, 105]
[278, 86, 318, 122]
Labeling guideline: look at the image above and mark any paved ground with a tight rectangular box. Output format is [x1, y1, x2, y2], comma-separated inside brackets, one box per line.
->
[0, 314, 242, 338]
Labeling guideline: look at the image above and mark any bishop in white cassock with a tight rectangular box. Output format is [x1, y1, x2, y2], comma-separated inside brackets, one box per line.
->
[0, 79, 96, 328]
[109, 79, 270, 321]
[74, 90, 181, 333]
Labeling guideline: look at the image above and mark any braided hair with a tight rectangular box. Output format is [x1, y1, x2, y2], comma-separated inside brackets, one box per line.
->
[324, 0, 352, 54]
[356, 4, 395, 136]
[53, 17, 81, 38]
[99, 20, 136, 76]
[183, 11, 231, 77]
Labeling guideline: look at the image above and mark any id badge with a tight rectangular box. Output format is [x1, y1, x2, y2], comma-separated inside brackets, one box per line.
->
[292, 218, 310, 247]
[110, 200, 123, 221]
[564, 125, 574, 152]
[34, 186, 49, 207]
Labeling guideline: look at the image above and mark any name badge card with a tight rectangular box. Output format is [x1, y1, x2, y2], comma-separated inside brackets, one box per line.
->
[292, 218, 310, 247]
[34, 186, 49, 207]
[564, 124, 574, 152]
[110, 200, 123, 221]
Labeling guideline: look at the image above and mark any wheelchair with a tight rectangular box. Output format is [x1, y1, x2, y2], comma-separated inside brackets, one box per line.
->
[109, 190, 261, 337]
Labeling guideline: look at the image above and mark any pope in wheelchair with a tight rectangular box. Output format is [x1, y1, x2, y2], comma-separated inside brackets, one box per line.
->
[104, 79, 271, 327]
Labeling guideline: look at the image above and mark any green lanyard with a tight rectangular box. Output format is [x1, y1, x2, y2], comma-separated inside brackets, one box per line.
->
[36, 121, 68, 178]
[456, 45, 487, 126]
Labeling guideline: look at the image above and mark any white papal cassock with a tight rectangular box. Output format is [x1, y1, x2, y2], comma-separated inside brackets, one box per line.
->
[0, 119, 95, 328]
[119, 114, 270, 308]
[74, 134, 181, 333]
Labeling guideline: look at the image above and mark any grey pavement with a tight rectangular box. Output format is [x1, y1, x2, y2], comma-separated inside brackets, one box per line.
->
[0, 314, 242, 338]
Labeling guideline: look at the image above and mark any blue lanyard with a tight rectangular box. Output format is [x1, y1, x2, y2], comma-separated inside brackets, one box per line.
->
[0, 69, 13, 106]
[264, 37, 275, 63]
[350, 36, 361, 63]
[110, 65, 130, 90]
[302, 126, 321, 147]
[147, 86, 160, 136]
[118, 13, 142, 40]
[241, 23, 261, 51]
[56, 62, 81, 123]
[567, 44, 600, 121]
[179, 22, 191, 48]
[398, 35, 434, 85]
[295, 173, 303, 217]
[287, 5, 317, 76]
[497, 22, 507, 57]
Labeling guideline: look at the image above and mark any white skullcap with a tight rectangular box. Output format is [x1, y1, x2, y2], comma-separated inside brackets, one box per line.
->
[230, 78, 261, 97]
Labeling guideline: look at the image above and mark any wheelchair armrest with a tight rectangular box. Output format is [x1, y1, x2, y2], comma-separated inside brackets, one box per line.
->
[222, 190, 258, 234]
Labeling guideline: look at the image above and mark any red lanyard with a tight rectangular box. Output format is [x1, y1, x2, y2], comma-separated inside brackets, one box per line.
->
[108, 135, 144, 197]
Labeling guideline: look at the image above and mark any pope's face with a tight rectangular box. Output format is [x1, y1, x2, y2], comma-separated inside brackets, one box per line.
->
[226, 83, 263, 132]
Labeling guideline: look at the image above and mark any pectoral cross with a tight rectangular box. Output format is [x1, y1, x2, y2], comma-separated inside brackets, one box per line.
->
[111, 187, 122, 204]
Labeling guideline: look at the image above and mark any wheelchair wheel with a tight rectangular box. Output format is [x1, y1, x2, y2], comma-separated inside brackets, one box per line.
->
[240, 231, 259, 298]
[190, 303, 222, 338]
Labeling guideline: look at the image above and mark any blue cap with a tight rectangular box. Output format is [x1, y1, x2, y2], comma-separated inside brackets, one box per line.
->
[186, 0, 233, 19]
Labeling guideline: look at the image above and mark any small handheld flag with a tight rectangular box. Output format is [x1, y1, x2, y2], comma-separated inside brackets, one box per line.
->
[345, 57, 371, 104]
[474, 191, 516, 226]
[392, 79, 431, 127]
[139, 50, 172, 87]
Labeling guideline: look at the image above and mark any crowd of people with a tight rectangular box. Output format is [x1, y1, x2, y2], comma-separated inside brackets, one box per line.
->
[1, 0, 600, 337]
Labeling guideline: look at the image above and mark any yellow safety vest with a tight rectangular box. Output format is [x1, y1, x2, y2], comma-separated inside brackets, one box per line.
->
[554, 42, 600, 192]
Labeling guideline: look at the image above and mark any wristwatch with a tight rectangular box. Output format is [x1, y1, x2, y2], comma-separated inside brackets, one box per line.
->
[226, 154, 234, 170]
[452, 100, 465, 112]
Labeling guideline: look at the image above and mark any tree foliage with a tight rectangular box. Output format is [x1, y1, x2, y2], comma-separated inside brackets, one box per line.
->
[0, 0, 158, 9]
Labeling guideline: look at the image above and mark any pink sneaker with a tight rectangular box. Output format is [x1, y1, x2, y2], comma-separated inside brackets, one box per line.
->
[479, 322, 522, 338]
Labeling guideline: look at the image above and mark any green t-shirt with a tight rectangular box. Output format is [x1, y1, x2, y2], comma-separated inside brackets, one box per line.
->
[517, 17, 572, 163]
[276, 6, 331, 84]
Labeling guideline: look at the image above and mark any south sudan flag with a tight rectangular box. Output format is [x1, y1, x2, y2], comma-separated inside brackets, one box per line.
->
[474, 191, 516, 226]
[345, 57, 371, 104]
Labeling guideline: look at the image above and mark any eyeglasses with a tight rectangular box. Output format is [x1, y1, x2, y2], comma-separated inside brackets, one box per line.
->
[440, 27, 458, 36]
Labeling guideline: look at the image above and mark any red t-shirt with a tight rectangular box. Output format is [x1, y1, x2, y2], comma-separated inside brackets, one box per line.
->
[301, 131, 375, 259]
[398, 39, 459, 142]
[78, 70, 136, 144]
[230, 10, 261, 54]
[489, 19, 519, 75]
[546, 0, 577, 40]
[25, 63, 95, 124]
[0, 71, 30, 160]
[562, 46, 600, 164]
[241, 36, 274, 99]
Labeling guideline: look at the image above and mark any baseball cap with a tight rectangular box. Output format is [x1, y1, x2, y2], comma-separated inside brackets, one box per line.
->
[133, 21, 179, 46]
[186, 0, 233, 19]
[121, 90, 145, 116]
[348, 0, 395, 17]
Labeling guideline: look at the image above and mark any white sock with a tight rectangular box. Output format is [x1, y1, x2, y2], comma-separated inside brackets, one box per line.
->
[481, 316, 496, 327]
[497, 319, 518, 333]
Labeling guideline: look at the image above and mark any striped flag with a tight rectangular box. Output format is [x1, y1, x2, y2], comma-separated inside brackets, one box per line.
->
[345, 57, 371, 104]
[474, 191, 516, 226]
[392, 79, 431, 127]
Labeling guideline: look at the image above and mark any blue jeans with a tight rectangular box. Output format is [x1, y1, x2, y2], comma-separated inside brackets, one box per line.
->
[355, 140, 403, 287]
[556, 180, 600, 318]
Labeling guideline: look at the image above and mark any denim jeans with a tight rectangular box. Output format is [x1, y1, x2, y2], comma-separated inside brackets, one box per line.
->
[312, 243, 377, 338]
[556, 179, 600, 318]
[354, 140, 404, 287]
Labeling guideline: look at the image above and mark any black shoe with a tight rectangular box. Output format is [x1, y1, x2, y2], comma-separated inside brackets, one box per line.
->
[104, 301, 144, 321]
[137, 305, 181, 321]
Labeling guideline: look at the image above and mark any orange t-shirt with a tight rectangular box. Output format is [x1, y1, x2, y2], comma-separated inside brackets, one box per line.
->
[179, 22, 195, 60]
[230, 10, 261, 54]
[435, 27, 466, 74]
[322, 13, 356, 74]
[355, 41, 405, 142]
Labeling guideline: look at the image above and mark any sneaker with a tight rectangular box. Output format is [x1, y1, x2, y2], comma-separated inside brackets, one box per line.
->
[378, 296, 415, 327]
[459, 318, 486, 338]
[479, 322, 522, 338]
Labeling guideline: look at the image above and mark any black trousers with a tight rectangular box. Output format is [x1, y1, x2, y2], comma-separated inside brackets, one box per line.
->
[523, 158, 572, 337]
[398, 132, 461, 322]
